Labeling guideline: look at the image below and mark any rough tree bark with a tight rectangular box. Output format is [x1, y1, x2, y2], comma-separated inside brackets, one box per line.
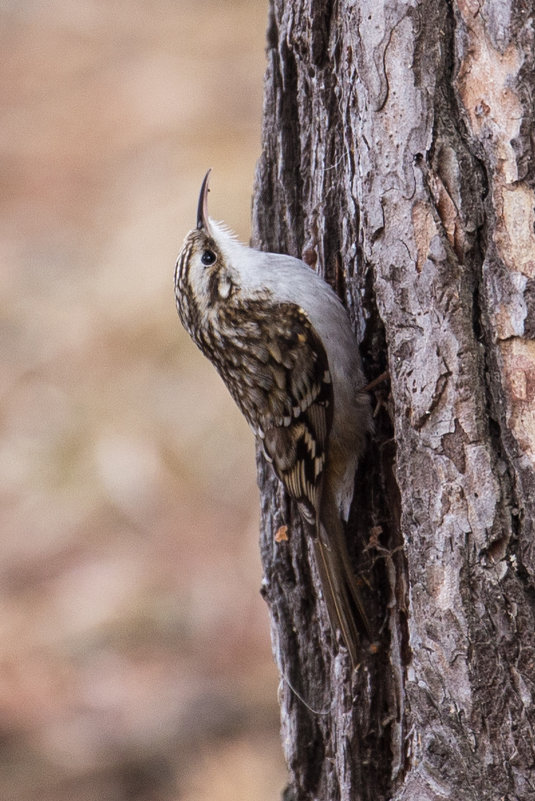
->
[251, 1, 535, 799]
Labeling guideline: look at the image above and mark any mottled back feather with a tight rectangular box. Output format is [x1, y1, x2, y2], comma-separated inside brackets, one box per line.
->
[209, 299, 333, 520]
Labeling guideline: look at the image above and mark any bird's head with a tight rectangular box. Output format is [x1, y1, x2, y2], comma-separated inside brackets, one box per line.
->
[175, 170, 241, 336]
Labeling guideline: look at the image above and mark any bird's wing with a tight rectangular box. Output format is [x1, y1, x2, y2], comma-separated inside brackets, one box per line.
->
[251, 302, 333, 521]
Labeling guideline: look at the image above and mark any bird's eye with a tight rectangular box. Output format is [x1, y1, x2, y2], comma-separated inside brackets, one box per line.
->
[201, 249, 216, 266]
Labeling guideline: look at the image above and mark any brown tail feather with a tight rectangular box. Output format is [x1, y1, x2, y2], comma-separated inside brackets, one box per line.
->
[313, 493, 370, 667]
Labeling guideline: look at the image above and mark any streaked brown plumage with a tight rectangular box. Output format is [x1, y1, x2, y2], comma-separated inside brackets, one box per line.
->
[174, 171, 372, 665]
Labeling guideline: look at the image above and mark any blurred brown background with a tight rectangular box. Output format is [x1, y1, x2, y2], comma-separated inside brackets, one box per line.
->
[0, 1, 287, 799]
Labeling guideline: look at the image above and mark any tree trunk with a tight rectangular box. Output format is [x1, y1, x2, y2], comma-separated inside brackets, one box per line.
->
[252, 1, 535, 799]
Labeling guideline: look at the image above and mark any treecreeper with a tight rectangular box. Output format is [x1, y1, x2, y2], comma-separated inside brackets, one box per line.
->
[174, 170, 372, 666]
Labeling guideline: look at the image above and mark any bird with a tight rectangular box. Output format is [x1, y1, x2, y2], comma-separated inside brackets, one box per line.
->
[174, 170, 372, 666]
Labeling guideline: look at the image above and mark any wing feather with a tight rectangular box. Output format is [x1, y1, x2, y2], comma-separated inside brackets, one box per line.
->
[208, 298, 333, 519]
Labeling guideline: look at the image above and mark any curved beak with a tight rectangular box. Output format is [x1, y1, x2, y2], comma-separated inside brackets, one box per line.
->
[196, 169, 212, 234]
